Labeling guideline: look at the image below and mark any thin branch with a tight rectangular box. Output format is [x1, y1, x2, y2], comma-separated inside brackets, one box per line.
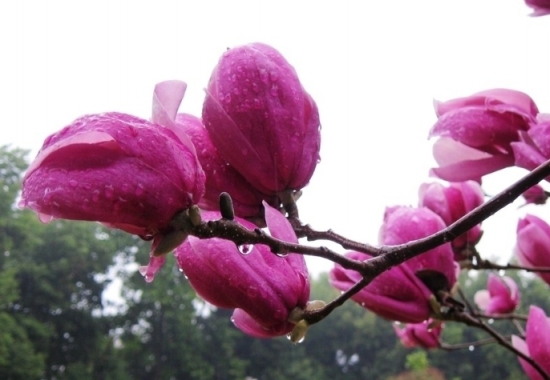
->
[439, 336, 497, 351]
[363, 158, 550, 279]
[294, 224, 383, 256]
[447, 312, 549, 380]
[469, 259, 550, 273]
[188, 218, 366, 272]
[302, 277, 369, 325]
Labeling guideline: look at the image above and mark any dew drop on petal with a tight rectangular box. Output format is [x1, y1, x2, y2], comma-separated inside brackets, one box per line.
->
[69, 179, 78, 187]
[247, 286, 258, 298]
[105, 185, 114, 199]
[38, 212, 55, 223]
[238, 244, 254, 255]
[276, 252, 288, 258]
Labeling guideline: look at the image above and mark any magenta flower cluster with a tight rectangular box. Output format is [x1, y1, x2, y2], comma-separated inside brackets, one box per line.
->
[16, 32, 550, 379]
[330, 206, 457, 323]
[20, 43, 320, 338]
[429, 89, 541, 182]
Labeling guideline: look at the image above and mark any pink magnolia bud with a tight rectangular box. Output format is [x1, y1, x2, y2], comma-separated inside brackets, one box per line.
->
[515, 215, 550, 286]
[393, 320, 442, 349]
[330, 207, 456, 323]
[419, 181, 484, 256]
[474, 274, 520, 315]
[429, 89, 539, 182]
[175, 113, 278, 218]
[522, 185, 548, 205]
[511, 120, 550, 181]
[512, 306, 550, 380]
[174, 202, 310, 338]
[20, 111, 204, 236]
[20, 81, 206, 281]
[202, 43, 321, 194]
[525, 0, 550, 16]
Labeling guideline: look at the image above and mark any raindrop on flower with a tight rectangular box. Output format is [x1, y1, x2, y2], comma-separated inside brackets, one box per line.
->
[286, 333, 305, 344]
[238, 244, 254, 255]
[468, 345, 475, 352]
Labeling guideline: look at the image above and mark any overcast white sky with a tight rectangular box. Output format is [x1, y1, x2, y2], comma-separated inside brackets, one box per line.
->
[2, 1, 549, 275]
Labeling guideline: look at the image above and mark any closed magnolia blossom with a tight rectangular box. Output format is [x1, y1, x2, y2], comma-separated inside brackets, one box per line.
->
[175, 113, 277, 219]
[393, 320, 442, 349]
[330, 207, 456, 323]
[429, 89, 539, 182]
[474, 274, 520, 315]
[175, 202, 310, 338]
[515, 214, 550, 286]
[525, 0, 550, 16]
[419, 181, 484, 256]
[20, 80, 206, 281]
[511, 118, 550, 181]
[522, 185, 549, 205]
[512, 306, 550, 380]
[202, 42, 321, 195]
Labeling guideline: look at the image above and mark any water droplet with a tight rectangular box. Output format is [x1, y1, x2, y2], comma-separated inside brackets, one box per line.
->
[38, 212, 54, 223]
[238, 244, 254, 255]
[468, 345, 475, 351]
[270, 85, 278, 96]
[167, 197, 174, 205]
[83, 183, 92, 190]
[259, 68, 269, 83]
[247, 286, 258, 298]
[270, 70, 279, 81]
[104, 185, 114, 199]
[276, 252, 288, 258]
[488, 318, 494, 324]
[121, 183, 130, 192]
[286, 333, 305, 344]
[135, 185, 144, 196]
[139, 266, 155, 283]
[69, 179, 78, 187]
[274, 309, 286, 320]
[92, 190, 100, 203]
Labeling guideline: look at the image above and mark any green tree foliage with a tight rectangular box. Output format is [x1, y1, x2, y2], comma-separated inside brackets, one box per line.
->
[0, 145, 136, 379]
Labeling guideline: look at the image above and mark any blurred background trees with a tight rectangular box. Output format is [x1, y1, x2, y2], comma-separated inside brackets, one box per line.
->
[1, 145, 546, 379]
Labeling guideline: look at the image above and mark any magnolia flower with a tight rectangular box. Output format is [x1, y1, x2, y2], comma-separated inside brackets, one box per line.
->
[429, 89, 539, 182]
[515, 215, 550, 286]
[202, 43, 321, 194]
[394, 320, 442, 349]
[175, 113, 277, 219]
[511, 119, 550, 181]
[474, 274, 520, 315]
[512, 306, 550, 380]
[419, 181, 484, 256]
[330, 207, 456, 323]
[174, 202, 310, 338]
[522, 185, 549, 205]
[20, 81, 206, 281]
[525, 0, 550, 16]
